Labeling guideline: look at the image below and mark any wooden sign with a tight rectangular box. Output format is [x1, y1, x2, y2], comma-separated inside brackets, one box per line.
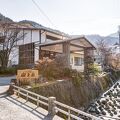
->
[16, 69, 39, 85]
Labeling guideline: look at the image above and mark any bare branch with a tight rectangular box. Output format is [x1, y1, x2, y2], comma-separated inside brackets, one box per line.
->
[0, 22, 26, 68]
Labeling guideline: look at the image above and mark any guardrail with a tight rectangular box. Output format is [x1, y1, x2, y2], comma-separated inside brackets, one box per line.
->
[11, 84, 101, 120]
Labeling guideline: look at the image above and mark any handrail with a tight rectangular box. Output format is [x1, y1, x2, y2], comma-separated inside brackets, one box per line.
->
[55, 101, 101, 120]
[11, 84, 102, 120]
[12, 85, 48, 107]
[13, 85, 48, 101]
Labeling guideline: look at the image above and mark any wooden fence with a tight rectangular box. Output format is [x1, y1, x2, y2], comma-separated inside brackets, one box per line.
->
[11, 84, 102, 120]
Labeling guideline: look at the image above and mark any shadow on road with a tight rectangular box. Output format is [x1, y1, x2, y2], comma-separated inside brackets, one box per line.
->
[5, 95, 47, 120]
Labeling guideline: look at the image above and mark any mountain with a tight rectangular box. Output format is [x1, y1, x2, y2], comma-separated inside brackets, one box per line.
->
[86, 34, 119, 47]
[0, 13, 13, 22]
[0, 13, 119, 46]
[19, 20, 69, 37]
[104, 36, 119, 46]
[85, 35, 103, 47]
[0, 14, 68, 36]
[19, 20, 43, 28]
[71, 33, 119, 47]
[109, 32, 119, 38]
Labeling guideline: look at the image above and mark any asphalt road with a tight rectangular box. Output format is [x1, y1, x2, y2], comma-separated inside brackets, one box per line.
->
[0, 94, 64, 120]
[0, 76, 15, 94]
[0, 76, 64, 120]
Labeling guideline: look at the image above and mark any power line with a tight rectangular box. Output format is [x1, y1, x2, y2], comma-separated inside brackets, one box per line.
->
[31, 0, 57, 29]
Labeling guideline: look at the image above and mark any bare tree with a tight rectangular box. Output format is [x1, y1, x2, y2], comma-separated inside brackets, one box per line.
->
[110, 54, 120, 70]
[0, 22, 26, 69]
[96, 39, 112, 70]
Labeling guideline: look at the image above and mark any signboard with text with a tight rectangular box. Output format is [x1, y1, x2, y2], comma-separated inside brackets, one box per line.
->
[16, 69, 39, 83]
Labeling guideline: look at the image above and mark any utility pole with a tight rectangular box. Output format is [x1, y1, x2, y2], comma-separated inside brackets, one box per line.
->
[118, 26, 120, 53]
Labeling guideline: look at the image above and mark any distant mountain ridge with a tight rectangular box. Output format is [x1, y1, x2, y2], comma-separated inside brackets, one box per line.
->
[86, 34, 119, 46]
[0, 13, 119, 46]
[71, 34, 119, 47]
[109, 32, 119, 38]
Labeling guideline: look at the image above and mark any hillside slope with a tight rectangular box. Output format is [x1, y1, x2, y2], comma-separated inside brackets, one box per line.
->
[0, 13, 13, 22]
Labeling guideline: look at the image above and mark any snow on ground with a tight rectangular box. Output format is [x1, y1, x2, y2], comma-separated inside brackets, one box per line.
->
[88, 80, 120, 120]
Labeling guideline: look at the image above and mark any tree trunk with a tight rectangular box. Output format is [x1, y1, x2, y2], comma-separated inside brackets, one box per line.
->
[0, 55, 9, 70]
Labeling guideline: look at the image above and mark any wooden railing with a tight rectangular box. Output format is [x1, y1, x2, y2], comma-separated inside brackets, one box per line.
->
[54, 101, 101, 120]
[13, 85, 48, 107]
[11, 84, 101, 120]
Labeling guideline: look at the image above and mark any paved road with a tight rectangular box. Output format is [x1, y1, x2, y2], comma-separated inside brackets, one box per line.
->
[0, 76, 64, 120]
[0, 76, 15, 94]
[0, 94, 64, 120]
[0, 76, 15, 85]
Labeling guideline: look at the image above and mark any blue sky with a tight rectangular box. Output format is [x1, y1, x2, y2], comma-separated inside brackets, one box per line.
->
[0, 0, 120, 36]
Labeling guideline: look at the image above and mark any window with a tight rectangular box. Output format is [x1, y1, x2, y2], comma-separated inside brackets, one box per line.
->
[19, 43, 34, 65]
[74, 57, 83, 66]
[40, 50, 59, 59]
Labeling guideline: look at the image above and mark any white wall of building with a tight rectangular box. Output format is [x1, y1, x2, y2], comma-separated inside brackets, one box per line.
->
[8, 47, 19, 66]
[24, 30, 31, 44]
[17, 29, 41, 45]
[41, 31, 46, 43]
[32, 30, 40, 43]
[17, 30, 24, 45]
[34, 46, 39, 63]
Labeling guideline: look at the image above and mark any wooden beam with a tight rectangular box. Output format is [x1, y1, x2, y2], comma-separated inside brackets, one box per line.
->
[70, 43, 85, 48]
[62, 42, 70, 68]
[31, 29, 32, 42]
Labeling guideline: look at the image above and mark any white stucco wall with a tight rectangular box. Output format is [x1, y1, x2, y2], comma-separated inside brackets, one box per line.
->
[8, 47, 19, 66]
[24, 30, 31, 44]
[32, 30, 40, 43]
[34, 46, 39, 63]
[17, 30, 41, 45]
[17, 30, 24, 45]
[41, 31, 46, 43]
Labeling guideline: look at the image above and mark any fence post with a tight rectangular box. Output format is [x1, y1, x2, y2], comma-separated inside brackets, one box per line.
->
[26, 92, 28, 101]
[48, 97, 56, 117]
[68, 109, 71, 120]
[37, 96, 39, 107]
[18, 88, 20, 97]
[8, 82, 15, 95]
